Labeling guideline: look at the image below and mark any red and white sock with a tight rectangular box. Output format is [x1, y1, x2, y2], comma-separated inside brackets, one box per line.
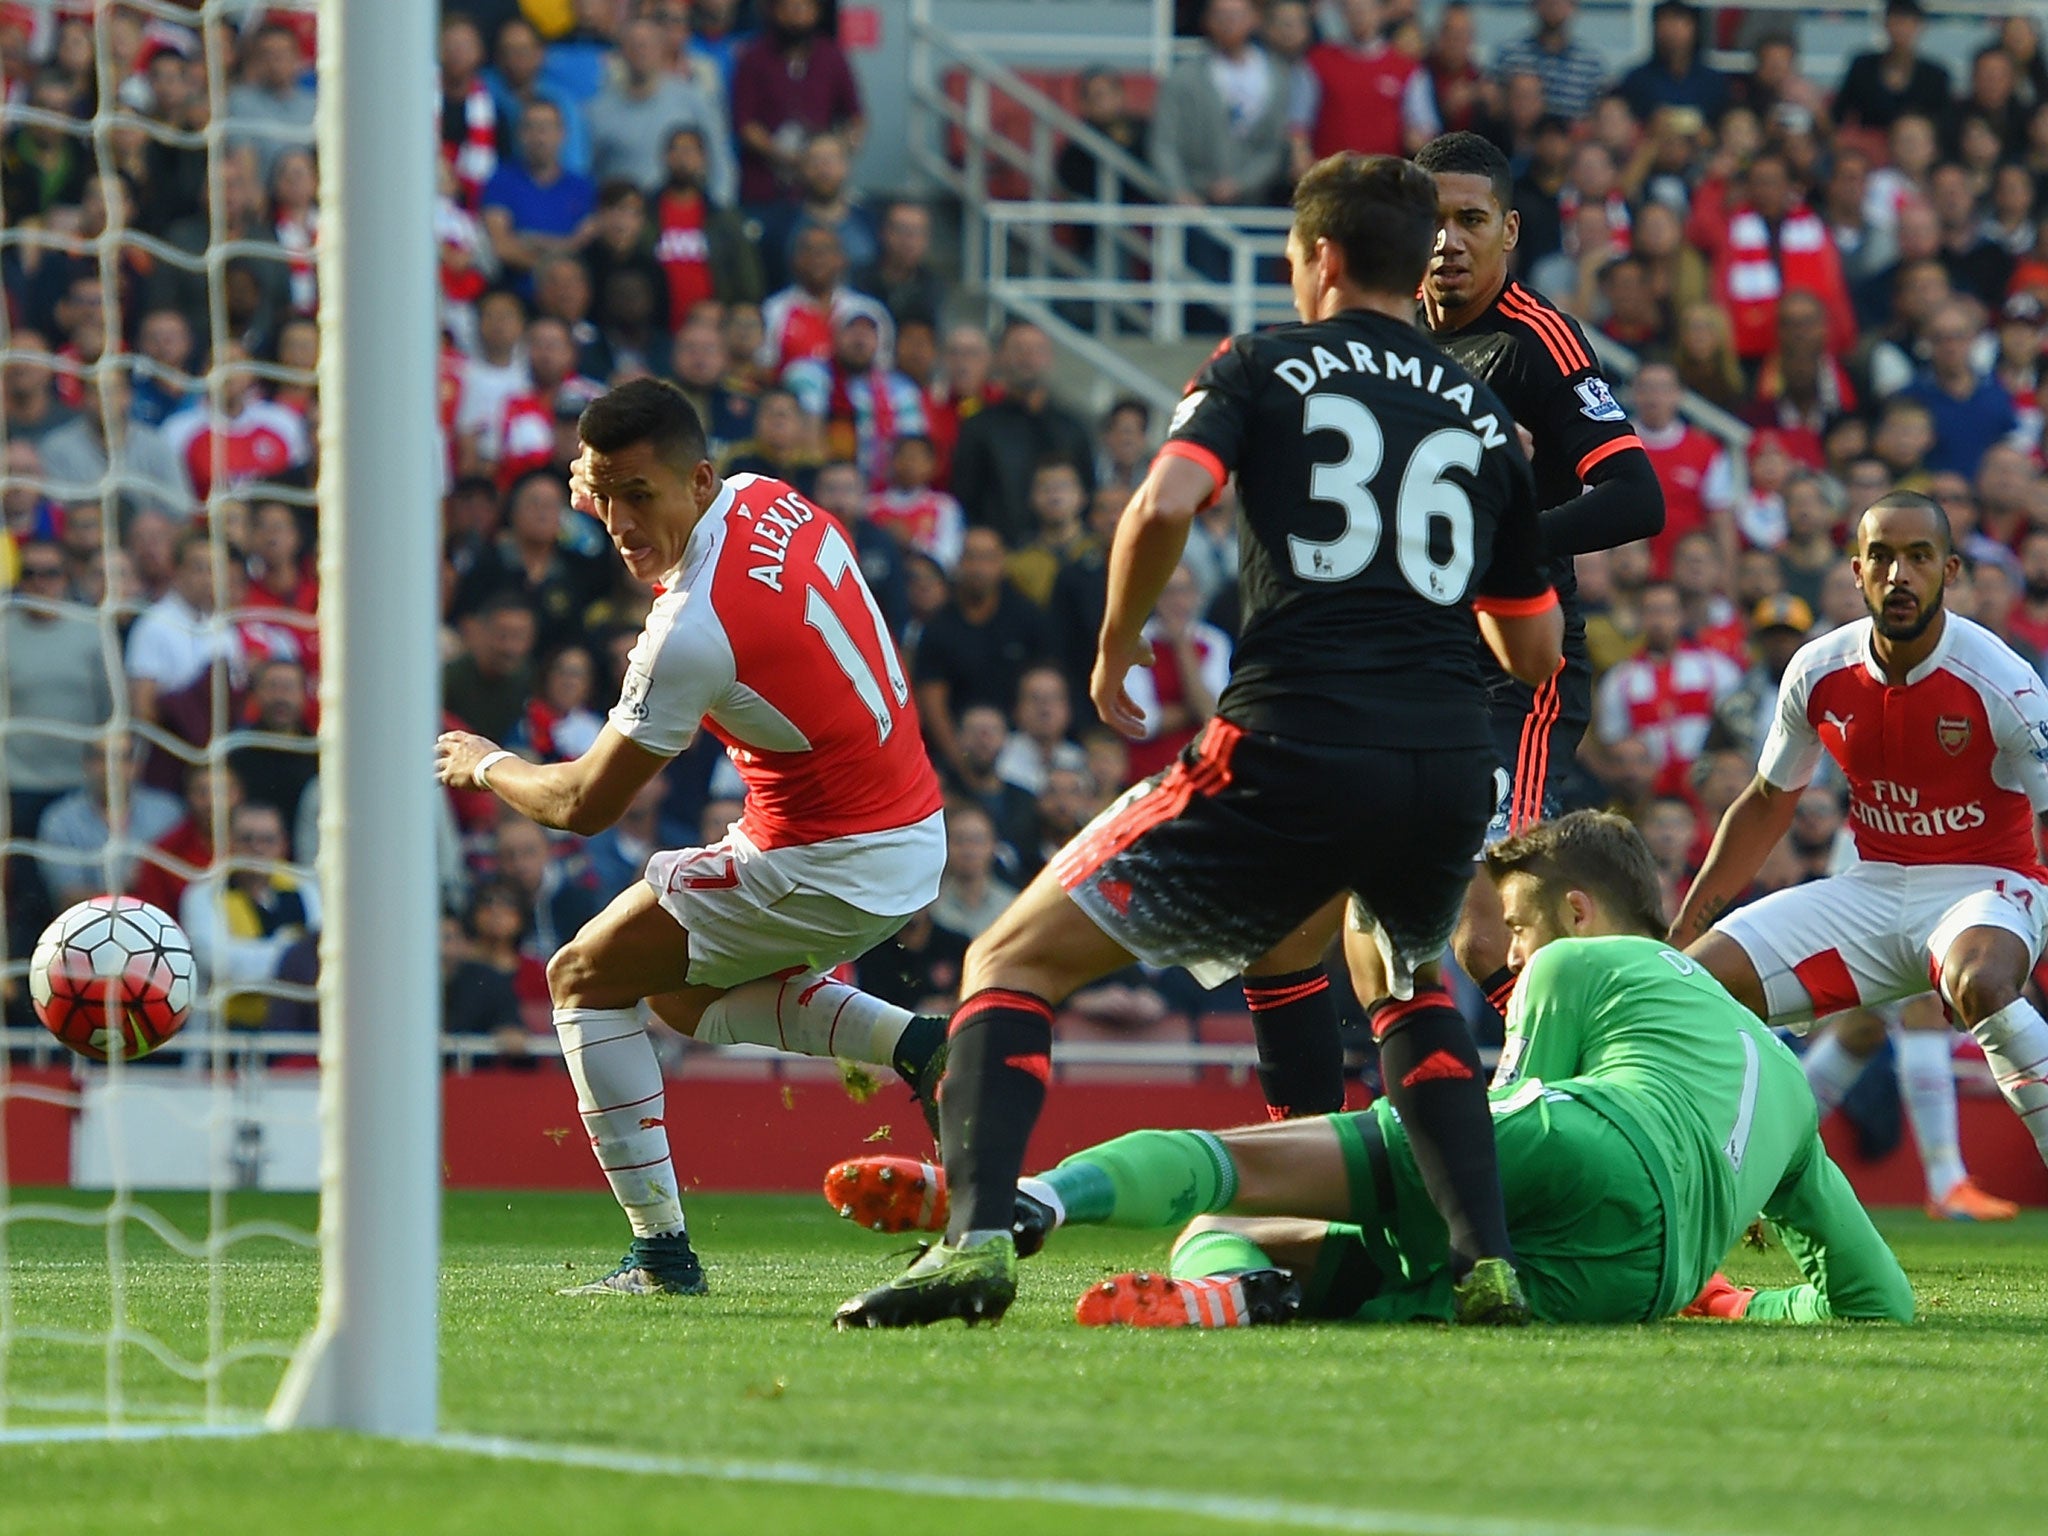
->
[696, 973, 914, 1066]
[1967, 997, 2048, 1163]
[554, 1007, 685, 1238]
[1801, 1032, 1867, 1115]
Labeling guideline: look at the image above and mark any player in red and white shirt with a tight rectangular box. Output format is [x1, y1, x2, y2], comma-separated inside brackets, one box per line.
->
[1674, 492, 2048, 1174]
[1593, 582, 1742, 799]
[436, 379, 949, 1297]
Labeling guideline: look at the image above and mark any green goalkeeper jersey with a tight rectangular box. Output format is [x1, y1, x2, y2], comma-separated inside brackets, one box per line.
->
[1488, 935, 1913, 1322]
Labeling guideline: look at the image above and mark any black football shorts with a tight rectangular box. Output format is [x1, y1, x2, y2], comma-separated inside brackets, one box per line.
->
[1049, 718, 1494, 993]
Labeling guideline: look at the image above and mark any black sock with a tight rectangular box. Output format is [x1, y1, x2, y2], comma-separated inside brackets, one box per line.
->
[939, 988, 1054, 1242]
[1243, 966, 1344, 1119]
[891, 1012, 946, 1078]
[1364, 989, 1513, 1277]
[1475, 965, 1517, 1027]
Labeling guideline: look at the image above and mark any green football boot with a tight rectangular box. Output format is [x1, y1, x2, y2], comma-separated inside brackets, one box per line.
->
[834, 1234, 1018, 1328]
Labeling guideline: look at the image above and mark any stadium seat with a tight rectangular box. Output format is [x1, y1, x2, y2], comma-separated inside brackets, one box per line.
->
[942, 67, 1159, 202]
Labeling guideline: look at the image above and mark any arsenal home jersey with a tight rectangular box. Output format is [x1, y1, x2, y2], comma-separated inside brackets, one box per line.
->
[1759, 615, 2048, 878]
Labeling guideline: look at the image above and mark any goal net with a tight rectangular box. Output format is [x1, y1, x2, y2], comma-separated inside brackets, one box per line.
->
[0, 0, 437, 1439]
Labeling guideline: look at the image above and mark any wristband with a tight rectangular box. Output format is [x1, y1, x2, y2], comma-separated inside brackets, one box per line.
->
[473, 750, 516, 790]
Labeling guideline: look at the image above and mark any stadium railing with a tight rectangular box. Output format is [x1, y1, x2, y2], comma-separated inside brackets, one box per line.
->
[909, 0, 1754, 469]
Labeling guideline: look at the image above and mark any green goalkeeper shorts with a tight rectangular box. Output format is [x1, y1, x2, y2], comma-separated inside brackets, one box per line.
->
[1325, 1088, 1667, 1323]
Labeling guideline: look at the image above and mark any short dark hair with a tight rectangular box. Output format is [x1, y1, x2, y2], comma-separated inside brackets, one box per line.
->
[577, 378, 709, 471]
[1292, 153, 1440, 299]
[1104, 396, 1151, 431]
[1858, 489, 1953, 555]
[1483, 811, 1667, 938]
[1414, 131, 1514, 216]
[475, 589, 540, 624]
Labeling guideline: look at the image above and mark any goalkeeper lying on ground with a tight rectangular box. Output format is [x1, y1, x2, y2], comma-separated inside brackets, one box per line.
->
[826, 812, 1915, 1327]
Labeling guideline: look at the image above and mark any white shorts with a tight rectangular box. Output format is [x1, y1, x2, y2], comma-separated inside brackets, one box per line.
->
[1716, 861, 2048, 1028]
[645, 829, 931, 990]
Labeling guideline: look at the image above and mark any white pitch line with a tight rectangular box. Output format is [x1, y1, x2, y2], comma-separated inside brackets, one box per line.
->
[432, 1432, 1710, 1536]
[0, 1421, 265, 1446]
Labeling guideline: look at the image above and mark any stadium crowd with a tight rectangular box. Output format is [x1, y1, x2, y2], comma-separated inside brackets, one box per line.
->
[7, 0, 2048, 1101]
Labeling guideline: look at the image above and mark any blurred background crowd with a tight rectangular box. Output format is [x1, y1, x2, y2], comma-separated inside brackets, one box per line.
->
[5, 0, 2048, 1088]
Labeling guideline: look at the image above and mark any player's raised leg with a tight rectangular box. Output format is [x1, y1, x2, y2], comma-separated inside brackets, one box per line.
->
[683, 972, 950, 1138]
[833, 864, 1141, 1328]
[546, 882, 709, 1294]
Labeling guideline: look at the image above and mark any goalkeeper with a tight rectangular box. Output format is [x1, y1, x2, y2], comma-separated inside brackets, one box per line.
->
[826, 812, 1914, 1326]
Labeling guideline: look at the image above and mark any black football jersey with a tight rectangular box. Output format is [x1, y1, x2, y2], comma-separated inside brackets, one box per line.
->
[1426, 279, 1643, 667]
[1163, 308, 1552, 749]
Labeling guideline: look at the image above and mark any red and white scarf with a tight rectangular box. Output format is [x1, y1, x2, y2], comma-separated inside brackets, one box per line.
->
[444, 74, 496, 211]
[277, 208, 318, 315]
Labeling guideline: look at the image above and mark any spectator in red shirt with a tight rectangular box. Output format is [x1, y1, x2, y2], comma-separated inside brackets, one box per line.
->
[647, 131, 761, 323]
[160, 341, 310, 501]
[1634, 360, 1734, 578]
[1123, 562, 1232, 780]
[731, 0, 863, 212]
[1744, 289, 1853, 471]
[1708, 148, 1856, 365]
[758, 222, 855, 373]
[1304, 0, 1433, 161]
[1593, 581, 1743, 799]
[494, 316, 603, 486]
[1421, 2, 1494, 137]
[133, 759, 242, 919]
[1669, 529, 1748, 662]
[924, 324, 998, 486]
[242, 499, 320, 681]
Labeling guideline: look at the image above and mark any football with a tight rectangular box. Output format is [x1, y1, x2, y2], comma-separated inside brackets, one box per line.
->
[29, 896, 196, 1062]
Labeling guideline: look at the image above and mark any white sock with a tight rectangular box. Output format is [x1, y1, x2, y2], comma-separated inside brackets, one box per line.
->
[554, 1006, 685, 1238]
[1892, 1026, 1966, 1199]
[1965, 996, 2048, 1163]
[1017, 1175, 1066, 1229]
[695, 972, 915, 1066]
[1801, 1033, 1868, 1114]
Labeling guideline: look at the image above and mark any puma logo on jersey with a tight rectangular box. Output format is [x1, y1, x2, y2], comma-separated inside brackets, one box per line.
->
[1822, 710, 1854, 733]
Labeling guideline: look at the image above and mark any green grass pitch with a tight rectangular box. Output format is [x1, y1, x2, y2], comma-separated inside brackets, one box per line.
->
[2, 1190, 2046, 1535]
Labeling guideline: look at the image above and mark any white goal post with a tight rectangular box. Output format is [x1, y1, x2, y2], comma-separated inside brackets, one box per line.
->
[264, 0, 440, 1435]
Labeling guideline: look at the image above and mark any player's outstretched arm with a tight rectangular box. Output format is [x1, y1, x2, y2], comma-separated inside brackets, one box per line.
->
[435, 725, 668, 836]
[1092, 457, 1209, 738]
[1669, 774, 1798, 949]
[1743, 1136, 1914, 1323]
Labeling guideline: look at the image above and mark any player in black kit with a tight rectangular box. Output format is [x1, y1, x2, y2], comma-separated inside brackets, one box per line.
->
[1238, 132, 1665, 1125]
[835, 154, 1564, 1331]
